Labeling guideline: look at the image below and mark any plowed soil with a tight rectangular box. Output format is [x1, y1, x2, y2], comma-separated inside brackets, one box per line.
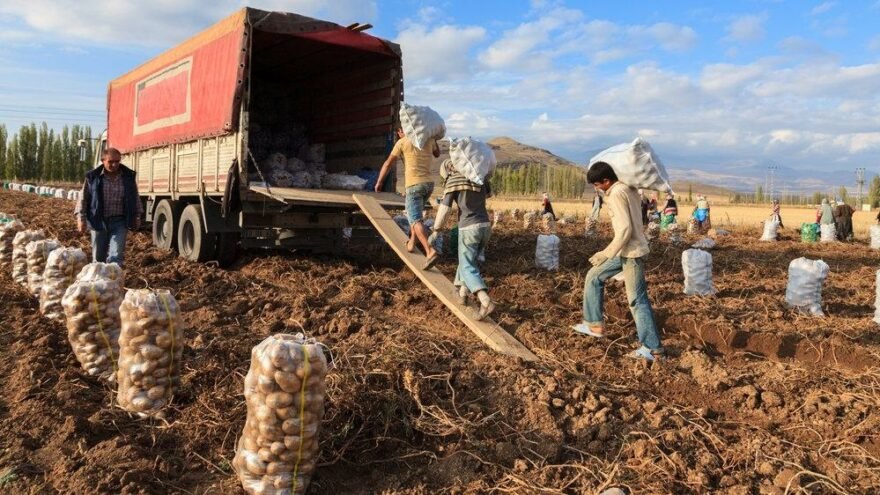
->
[1, 191, 878, 495]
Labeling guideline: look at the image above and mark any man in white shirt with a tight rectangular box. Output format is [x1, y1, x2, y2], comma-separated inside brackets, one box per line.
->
[572, 162, 664, 361]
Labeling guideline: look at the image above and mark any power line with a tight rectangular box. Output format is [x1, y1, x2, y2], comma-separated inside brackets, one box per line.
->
[0, 114, 103, 123]
[0, 106, 104, 116]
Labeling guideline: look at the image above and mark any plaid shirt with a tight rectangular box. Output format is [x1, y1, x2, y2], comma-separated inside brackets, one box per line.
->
[75, 168, 143, 220]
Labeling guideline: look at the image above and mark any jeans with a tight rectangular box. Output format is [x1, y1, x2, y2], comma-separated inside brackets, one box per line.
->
[454, 225, 491, 294]
[91, 216, 129, 266]
[583, 256, 662, 350]
[405, 182, 434, 226]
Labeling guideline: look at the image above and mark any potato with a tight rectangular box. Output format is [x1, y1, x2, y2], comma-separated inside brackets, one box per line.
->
[116, 289, 185, 417]
[233, 334, 328, 495]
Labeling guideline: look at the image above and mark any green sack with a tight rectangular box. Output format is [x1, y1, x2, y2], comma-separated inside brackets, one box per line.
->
[660, 214, 676, 230]
[801, 223, 818, 243]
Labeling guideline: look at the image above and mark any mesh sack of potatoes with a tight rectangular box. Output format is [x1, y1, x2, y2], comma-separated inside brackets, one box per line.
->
[535, 234, 560, 271]
[62, 276, 123, 380]
[26, 238, 61, 297]
[116, 289, 184, 417]
[0, 219, 25, 269]
[77, 262, 125, 284]
[233, 334, 328, 495]
[542, 213, 556, 233]
[12, 229, 45, 286]
[40, 247, 88, 321]
[492, 211, 503, 227]
[523, 211, 536, 229]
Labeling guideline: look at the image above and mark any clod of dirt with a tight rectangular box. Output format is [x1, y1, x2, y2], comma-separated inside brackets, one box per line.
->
[732, 384, 760, 409]
[773, 468, 801, 489]
[678, 351, 732, 391]
[761, 391, 784, 409]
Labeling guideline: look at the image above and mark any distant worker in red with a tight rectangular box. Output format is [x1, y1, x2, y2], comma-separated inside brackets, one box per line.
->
[75, 147, 143, 266]
[542, 192, 557, 220]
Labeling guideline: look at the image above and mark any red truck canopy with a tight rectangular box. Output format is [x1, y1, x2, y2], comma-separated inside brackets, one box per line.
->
[107, 8, 400, 153]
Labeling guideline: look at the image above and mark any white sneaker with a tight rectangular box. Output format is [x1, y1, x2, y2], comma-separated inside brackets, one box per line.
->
[477, 301, 496, 321]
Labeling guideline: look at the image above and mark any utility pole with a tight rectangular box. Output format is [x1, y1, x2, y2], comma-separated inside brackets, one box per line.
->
[767, 163, 777, 203]
[856, 167, 866, 207]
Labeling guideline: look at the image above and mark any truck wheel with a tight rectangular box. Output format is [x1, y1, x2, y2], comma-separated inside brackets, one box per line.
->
[152, 200, 179, 250]
[178, 204, 218, 263]
[215, 232, 240, 268]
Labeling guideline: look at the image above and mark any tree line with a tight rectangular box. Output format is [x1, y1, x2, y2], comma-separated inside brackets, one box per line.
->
[727, 178, 880, 207]
[0, 122, 96, 183]
[488, 163, 588, 199]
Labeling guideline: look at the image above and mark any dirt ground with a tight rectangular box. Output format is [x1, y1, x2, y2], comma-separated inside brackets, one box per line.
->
[1, 191, 879, 494]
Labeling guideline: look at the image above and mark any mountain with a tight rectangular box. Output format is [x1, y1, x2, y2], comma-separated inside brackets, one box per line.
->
[487, 136, 579, 169]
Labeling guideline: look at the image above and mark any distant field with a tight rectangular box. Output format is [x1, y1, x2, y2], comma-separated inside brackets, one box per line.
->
[488, 199, 879, 236]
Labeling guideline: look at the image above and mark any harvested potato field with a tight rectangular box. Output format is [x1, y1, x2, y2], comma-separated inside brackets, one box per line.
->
[1, 190, 879, 494]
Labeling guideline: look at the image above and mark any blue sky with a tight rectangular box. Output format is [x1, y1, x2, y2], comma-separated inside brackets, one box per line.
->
[1, 1, 879, 190]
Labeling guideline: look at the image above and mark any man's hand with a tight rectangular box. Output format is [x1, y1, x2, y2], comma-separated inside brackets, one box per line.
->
[374, 182, 382, 193]
[589, 253, 608, 267]
[77, 218, 87, 234]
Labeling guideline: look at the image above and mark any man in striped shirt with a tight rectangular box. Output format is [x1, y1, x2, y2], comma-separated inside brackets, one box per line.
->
[75, 148, 143, 265]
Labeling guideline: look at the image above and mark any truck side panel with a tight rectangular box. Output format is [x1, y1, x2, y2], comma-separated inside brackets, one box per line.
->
[126, 133, 238, 197]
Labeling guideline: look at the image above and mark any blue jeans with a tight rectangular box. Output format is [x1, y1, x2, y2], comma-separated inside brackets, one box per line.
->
[454, 225, 491, 293]
[583, 256, 662, 350]
[91, 217, 129, 266]
[405, 182, 434, 226]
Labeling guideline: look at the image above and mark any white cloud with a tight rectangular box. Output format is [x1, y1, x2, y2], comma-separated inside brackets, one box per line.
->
[0, 1, 378, 46]
[810, 1, 836, 15]
[479, 7, 580, 71]
[632, 22, 698, 52]
[395, 24, 486, 82]
[726, 14, 767, 43]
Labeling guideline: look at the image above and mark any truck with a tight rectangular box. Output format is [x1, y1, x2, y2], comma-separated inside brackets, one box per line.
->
[92, 7, 406, 265]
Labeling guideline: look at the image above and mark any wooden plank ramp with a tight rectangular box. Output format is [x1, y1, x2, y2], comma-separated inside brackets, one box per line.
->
[353, 194, 538, 362]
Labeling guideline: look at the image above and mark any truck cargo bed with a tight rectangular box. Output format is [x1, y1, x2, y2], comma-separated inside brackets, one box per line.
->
[246, 185, 405, 208]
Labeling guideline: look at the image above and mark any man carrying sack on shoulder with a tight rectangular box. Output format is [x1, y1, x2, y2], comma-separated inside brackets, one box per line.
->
[430, 160, 495, 320]
[572, 162, 664, 362]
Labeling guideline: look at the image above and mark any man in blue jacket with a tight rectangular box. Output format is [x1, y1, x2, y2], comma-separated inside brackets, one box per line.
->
[75, 147, 143, 265]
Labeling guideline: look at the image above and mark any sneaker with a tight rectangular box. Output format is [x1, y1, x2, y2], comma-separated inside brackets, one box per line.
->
[571, 323, 605, 338]
[628, 346, 662, 362]
[456, 288, 468, 306]
[477, 301, 496, 321]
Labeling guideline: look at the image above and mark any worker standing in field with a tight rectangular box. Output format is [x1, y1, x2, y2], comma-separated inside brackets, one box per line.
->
[771, 199, 784, 228]
[376, 127, 441, 268]
[660, 193, 678, 230]
[833, 200, 854, 241]
[572, 162, 664, 361]
[75, 147, 143, 265]
[693, 195, 711, 230]
[430, 160, 495, 320]
[542, 192, 557, 221]
[817, 198, 834, 226]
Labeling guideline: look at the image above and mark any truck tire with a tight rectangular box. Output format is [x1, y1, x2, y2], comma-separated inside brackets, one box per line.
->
[178, 204, 218, 263]
[215, 232, 240, 268]
[152, 200, 179, 250]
